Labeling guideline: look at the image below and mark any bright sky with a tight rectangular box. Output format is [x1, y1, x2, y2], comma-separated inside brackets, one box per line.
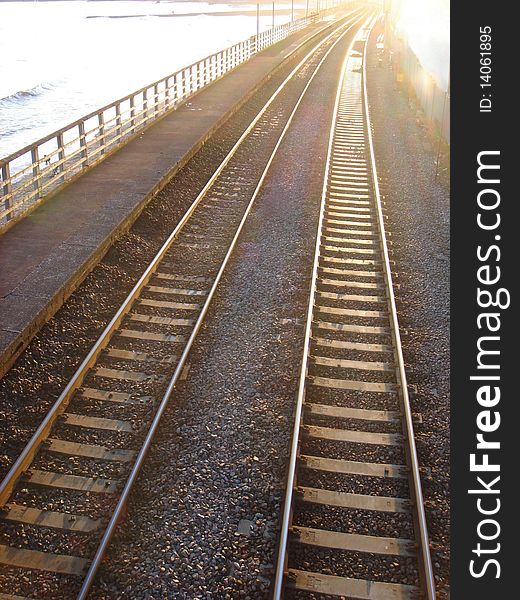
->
[393, 0, 450, 91]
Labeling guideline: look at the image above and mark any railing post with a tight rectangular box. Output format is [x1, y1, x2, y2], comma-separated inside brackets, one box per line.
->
[98, 112, 106, 155]
[31, 146, 42, 200]
[179, 71, 184, 99]
[78, 121, 88, 166]
[56, 133, 65, 183]
[154, 83, 159, 115]
[256, 3, 260, 44]
[1, 163, 12, 223]
[115, 103, 122, 140]
[165, 77, 171, 108]
[143, 89, 148, 123]
[182, 68, 187, 98]
[130, 96, 136, 131]
[172, 73, 179, 104]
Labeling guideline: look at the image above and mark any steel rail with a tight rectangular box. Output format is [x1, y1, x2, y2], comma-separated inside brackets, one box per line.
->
[272, 13, 436, 599]
[77, 15, 367, 597]
[272, 15, 372, 599]
[362, 16, 436, 600]
[0, 12, 366, 597]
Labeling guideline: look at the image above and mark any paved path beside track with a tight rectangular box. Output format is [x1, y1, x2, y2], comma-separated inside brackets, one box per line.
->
[0, 13, 351, 378]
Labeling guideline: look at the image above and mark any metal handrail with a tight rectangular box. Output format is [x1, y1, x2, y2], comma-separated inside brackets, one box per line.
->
[0, 4, 352, 230]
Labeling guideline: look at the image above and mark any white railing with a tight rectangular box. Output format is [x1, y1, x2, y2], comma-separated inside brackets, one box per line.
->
[0, 4, 354, 230]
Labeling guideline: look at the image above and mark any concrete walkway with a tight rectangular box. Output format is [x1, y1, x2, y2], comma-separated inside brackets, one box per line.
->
[0, 15, 349, 378]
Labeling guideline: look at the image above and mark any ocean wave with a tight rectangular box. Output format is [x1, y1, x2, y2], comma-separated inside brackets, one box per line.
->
[0, 118, 39, 138]
[0, 82, 56, 104]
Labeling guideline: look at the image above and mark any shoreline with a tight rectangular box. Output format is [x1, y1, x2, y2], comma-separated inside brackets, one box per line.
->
[87, 10, 308, 18]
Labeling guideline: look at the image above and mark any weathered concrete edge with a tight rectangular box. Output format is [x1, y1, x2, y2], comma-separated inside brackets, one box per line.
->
[0, 17, 347, 380]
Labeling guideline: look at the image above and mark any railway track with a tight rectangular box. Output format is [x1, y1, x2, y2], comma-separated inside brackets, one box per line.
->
[0, 9, 369, 599]
[273, 17, 436, 600]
